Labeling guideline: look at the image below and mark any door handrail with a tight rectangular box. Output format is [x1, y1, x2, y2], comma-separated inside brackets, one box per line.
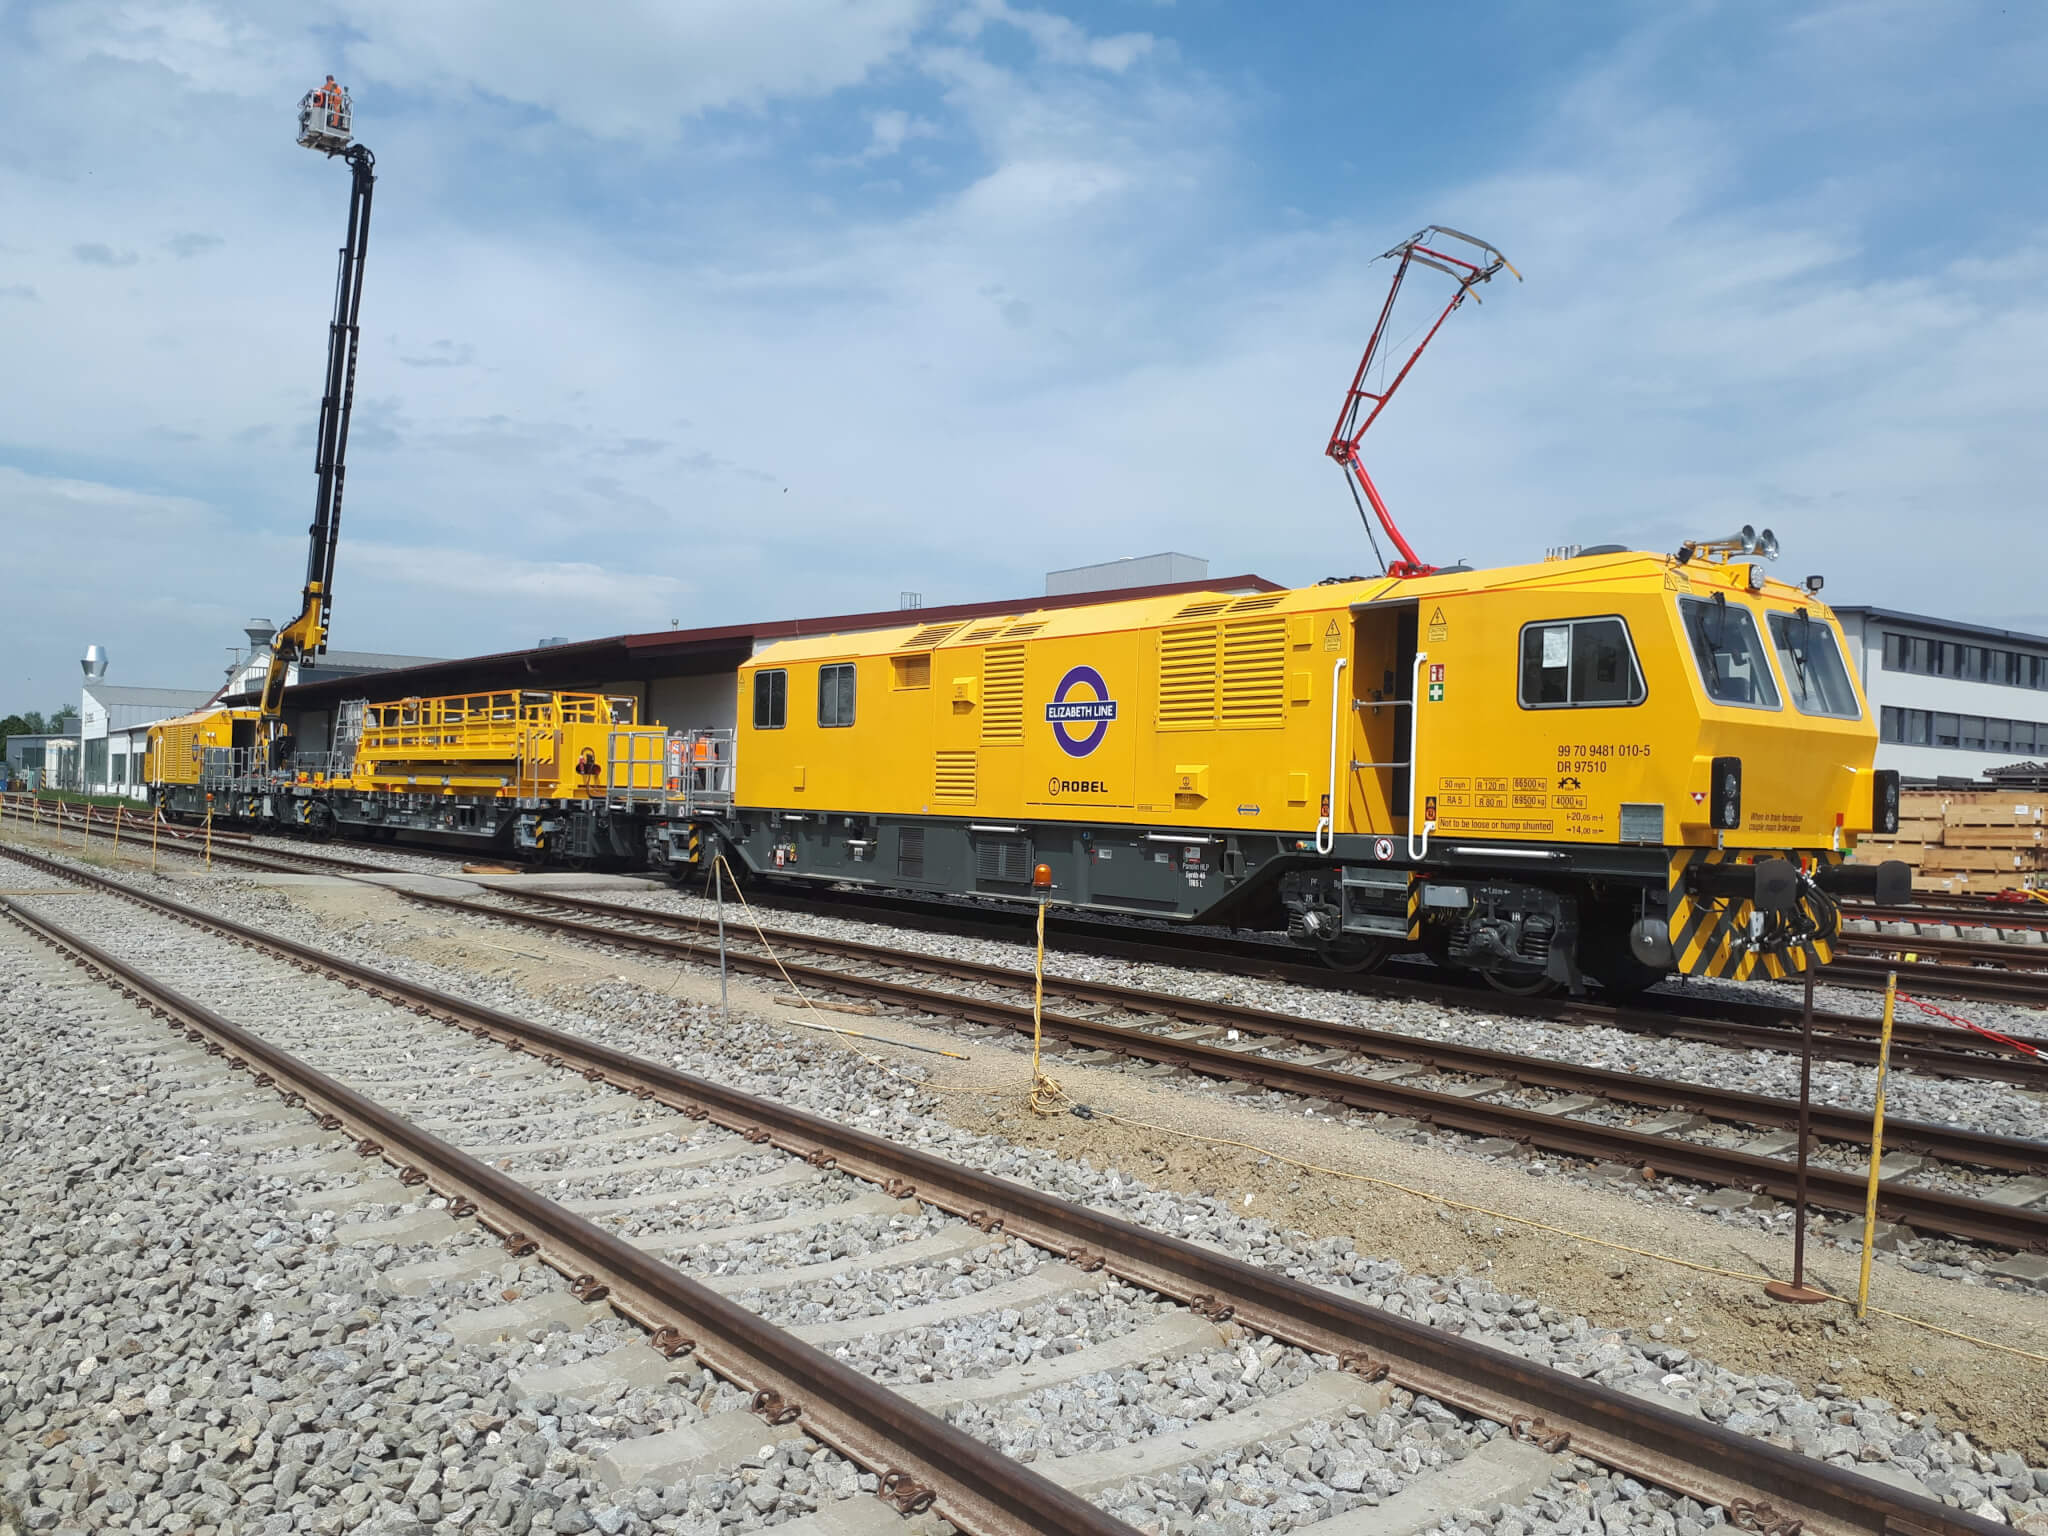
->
[1407, 649, 1435, 860]
[1317, 657, 1348, 855]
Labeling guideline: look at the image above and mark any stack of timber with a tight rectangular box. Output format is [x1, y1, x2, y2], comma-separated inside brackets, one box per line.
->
[1856, 788, 2045, 894]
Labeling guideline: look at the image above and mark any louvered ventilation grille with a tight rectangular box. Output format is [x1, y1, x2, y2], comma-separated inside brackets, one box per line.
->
[1230, 594, 1284, 612]
[1002, 620, 1046, 638]
[975, 836, 1033, 885]
[1172, 599, 1230, 619]
[981, 645, 1025, 744]
[1158, 624, 1219, 729]
[934, 750, 977, 803]
[898, 825, 925, 877]
[1221, 617, 1286, 728]
[902, 622, 965, 649]
[962, 623, 1008, 641]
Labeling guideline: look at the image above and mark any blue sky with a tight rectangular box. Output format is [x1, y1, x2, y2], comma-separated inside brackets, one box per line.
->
[3, 0, 2044, 711]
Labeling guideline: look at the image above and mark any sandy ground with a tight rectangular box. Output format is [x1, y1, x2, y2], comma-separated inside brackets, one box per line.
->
[7, 828, 2045, 1454]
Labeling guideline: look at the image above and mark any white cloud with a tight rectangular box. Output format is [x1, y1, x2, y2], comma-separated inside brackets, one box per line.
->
[347, 541, 690, 614]
[339, 0, 935, 141]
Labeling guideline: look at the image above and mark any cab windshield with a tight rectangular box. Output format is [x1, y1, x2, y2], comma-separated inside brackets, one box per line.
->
[1767, 610, 1861, 719]
[1678, 595, 1781, 709]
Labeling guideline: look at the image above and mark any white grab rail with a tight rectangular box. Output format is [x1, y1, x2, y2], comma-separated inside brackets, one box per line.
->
[1407, 649, 1435, 861]
[1317, 658, 1347, 855]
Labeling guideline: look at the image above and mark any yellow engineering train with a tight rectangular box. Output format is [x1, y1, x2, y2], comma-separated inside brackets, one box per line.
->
[719, 535, 1904, 994]
[145, 533, 1905, 995]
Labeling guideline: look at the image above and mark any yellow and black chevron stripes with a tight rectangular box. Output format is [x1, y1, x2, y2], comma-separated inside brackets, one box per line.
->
[1406, 876, 1421, 940]
[1664, 848, 1836, 981]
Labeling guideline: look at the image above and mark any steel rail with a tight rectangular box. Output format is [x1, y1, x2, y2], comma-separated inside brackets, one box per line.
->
[1837, 934, 2048, 971]
[474, 886, 2048, 1174]
[741, 885, 2048, 1079]
[0, 800, 442, 878]
[1850, 901, 2048, 932]
[375, 889, 2044, 1246]
[1820, 955, 2048, 1009]
[0, 894, 1131, 1536]
[16, 793, 2044, 1054]
[11, 841, 2021, 1251]
[0, 871, 2005, 1536]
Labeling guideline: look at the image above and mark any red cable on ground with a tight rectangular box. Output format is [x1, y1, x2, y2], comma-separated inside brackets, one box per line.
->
[1895, 990, 2041, 1059]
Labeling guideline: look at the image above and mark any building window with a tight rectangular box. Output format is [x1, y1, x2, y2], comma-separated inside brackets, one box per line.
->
[1987, 718, 2013, 754]
[1883, 633, 1906, 672]
[1905, 709, 1931, 745]
[1677, 597, 1780, 709]
[1961, 716, 1986, 751]
[1934, 712, 1959, 747]
[1911, 637, 1933, 674]
[1880, 706, 1902, 743]
[752, 669, 787, 729]
[2016, 721, 2039, 755]
[818, 663, 856, 727]
[1518, 617, 1647, 708]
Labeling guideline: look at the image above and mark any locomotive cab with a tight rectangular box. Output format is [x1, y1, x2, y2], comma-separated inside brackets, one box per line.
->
[1305, 542, 1894, 993]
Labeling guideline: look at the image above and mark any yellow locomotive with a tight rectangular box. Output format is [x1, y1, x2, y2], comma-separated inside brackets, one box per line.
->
[722, 533, 1903, 993]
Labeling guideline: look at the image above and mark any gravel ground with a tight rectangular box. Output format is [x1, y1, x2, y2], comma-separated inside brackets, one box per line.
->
[0, 921, 882, 1536]
[6, 853, 2047, 1536]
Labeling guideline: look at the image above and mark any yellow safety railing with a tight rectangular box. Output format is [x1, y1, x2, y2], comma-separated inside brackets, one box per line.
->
[357, 691, 638, 762]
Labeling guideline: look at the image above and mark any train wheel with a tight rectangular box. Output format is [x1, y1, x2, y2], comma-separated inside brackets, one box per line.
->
[1315, 937, 1391, 974]
[1481, 968, 1558, 997]
[1579, 926, 1667, 998]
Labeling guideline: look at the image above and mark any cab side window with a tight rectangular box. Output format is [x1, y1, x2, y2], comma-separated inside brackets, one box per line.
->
[818, 663, 856, 727]
[753, 669, 787, 729]
[1519, 617, 1646, 707]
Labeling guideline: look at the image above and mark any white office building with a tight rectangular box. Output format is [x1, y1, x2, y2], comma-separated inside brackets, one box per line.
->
[1833, 607, 2048, 781]
[79, 684, 216, 799]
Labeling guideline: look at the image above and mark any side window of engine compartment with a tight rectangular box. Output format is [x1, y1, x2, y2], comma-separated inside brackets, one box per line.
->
[753, 669, 787, 729]
[1518, 617, 1646, 708]
[818, 663, 856, 728]
[1678, 596, 1781, 709]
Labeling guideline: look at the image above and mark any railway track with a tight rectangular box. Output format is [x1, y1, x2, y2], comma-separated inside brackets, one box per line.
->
[13, 794, 2045, 1068]
[16, 790, 2047, 1013]
[0, 796, 473, 878]
[11, 840, 2036, 1254]
[400, 881, 2048, 1249]
[729, 886, 2048, 1084]
[1836, 934, 2048, 973]
[0, 862, 2013, 1536]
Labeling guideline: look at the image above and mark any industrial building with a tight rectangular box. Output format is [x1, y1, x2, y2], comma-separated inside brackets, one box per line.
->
[279, 563, 1278, 755]
[1834, 607, 2048, 781]
[80, 684, 216, 799]
[3, 720, 77, 791]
